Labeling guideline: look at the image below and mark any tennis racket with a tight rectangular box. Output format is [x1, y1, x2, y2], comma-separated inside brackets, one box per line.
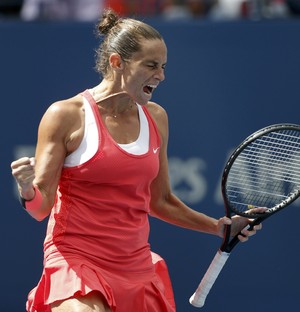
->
[189, 123, 300, 308]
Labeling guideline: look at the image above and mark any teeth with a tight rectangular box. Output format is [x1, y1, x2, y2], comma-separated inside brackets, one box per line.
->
[144, 84, 157, 95]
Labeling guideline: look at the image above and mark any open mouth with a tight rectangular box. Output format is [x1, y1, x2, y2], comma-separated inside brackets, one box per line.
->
[143, 85, 157, 95]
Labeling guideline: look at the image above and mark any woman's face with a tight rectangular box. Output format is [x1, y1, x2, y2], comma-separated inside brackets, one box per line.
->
[121, 38, 167, 105]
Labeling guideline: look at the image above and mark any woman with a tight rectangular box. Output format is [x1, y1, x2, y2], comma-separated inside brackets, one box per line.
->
[11, 9, 262, 312]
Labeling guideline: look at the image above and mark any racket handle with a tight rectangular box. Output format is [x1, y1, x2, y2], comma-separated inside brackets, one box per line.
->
[189, 250, 230, 308]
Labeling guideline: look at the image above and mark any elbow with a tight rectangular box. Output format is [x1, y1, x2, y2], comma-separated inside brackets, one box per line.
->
[149, 198, 167, 219]
[149, 198, 161, 218]
[150, 191, 172, 219]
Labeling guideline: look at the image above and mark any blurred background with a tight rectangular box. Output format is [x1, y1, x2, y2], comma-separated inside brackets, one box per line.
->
[1, 0, 300, 21]
[1, 0, 300, 311]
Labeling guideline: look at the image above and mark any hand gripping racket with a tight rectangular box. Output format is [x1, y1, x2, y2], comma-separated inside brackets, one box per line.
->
[189, 123, 300, 308]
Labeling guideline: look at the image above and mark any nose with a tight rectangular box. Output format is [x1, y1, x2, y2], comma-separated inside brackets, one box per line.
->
[154, 67, 165, 82]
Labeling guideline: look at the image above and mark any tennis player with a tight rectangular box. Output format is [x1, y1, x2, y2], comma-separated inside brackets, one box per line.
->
[11, 9, 262, 312]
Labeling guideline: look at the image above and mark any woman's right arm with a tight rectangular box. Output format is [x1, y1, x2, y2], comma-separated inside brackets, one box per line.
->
[11, 96, 84, 221]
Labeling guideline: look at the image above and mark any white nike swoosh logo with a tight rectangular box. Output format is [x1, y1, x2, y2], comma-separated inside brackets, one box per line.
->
[153, 147, 160, 154]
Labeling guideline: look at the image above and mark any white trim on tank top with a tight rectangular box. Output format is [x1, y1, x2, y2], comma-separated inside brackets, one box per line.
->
[64, 98, 149, 167]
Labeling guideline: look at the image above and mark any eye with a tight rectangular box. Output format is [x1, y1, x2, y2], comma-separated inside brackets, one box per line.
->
[147, 63, 166, 70]
[147, 64, 158, 69]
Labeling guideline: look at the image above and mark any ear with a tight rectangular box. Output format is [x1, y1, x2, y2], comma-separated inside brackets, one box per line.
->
[109, 53, 124, 72]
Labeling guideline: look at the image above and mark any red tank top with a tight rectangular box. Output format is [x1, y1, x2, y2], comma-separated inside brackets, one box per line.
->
[44, 90, 161, 272]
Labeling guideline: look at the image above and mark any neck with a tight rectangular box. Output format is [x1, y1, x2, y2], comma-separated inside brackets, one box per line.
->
[90, 83, 135, 118]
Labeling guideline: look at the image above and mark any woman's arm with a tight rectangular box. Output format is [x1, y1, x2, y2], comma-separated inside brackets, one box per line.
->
[11, 95, 84, 221]
[147, 102, 261, 239]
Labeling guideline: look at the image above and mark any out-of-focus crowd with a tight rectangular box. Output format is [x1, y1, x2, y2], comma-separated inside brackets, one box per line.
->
[0, 0, 299, 21]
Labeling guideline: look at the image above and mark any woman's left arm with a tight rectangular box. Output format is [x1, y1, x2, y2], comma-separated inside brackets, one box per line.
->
[148, 102, 261, 240]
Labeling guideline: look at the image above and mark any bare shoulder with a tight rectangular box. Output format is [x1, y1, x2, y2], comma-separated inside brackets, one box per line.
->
[38, 93, 85, 148]
[44, 94, 83, 121]
[40, 94, 84, 131]
[145, 101, 168, 125]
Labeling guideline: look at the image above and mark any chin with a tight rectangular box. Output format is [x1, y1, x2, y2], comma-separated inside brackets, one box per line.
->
[140, 95, 152, 105]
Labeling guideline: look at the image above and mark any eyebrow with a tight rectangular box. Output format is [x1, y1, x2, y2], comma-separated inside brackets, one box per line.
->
[145, 60, 167, 66]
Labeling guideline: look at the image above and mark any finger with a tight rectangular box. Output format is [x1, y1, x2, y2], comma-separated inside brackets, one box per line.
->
[241, 226, 260, 237]
[243, 230, 256, 237]
[11, 163, 36, 184]
[20, 173, 36, 183]
[238, 234, 249, 242]
[11, 157, 32, 169]
[246, 207, 268, 214]
[253, 224, 262, 231]
[242, 223, 262, 234]
[29, 157, 36, 166]
[12, 163, 35, 175]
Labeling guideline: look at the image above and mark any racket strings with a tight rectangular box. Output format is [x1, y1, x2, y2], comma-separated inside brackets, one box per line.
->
[226, 129, 300, 214]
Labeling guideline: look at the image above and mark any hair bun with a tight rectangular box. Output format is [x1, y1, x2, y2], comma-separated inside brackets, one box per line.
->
[97, 9, 120, 36]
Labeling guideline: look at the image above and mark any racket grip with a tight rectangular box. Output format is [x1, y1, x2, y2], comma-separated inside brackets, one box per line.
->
[189, 250, 230, 308]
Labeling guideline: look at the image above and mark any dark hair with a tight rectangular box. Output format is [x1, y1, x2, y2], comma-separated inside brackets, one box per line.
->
[95, 9, 163, 78]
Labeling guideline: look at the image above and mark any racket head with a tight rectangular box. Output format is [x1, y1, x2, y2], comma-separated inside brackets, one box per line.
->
[222, 123, 300, 219]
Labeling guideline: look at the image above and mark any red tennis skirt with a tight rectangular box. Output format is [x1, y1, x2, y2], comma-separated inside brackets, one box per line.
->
[26, 251, 176, 312]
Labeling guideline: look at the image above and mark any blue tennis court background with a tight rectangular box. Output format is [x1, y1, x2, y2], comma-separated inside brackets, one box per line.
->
[1, 19, 300, 311]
